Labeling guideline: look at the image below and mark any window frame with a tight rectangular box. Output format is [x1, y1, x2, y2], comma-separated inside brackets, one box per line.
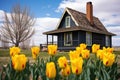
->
[64, 32, 72, 46]
[106, 35, 110, 46]
[65, 16, 70, 28]
[86, 32, 92, 46]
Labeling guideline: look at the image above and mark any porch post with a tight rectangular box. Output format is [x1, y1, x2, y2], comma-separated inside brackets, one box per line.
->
[78, 32, 80, 44]
[52, 35, 54, 44]
[47, 35, 48, 46]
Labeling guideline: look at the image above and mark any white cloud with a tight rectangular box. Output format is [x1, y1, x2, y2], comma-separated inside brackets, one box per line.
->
[112, 37, 120, 46]
[32, 17, 59, 45]
[107, 26, 120, 36]
[0, 10, 59, 46]
[0, 0, 120, 46]
[0, 10, 4, 22]
[56, 0, 120, 46]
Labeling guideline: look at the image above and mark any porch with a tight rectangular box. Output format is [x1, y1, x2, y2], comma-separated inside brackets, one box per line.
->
[43, 34, 78, 51]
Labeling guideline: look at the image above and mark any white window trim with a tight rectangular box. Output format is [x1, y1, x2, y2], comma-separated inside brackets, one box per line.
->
[106, 35, 110, 46]
[64, 32, 72, 46]
[65, 16, 70, 28]
[86, 32, 92, 46]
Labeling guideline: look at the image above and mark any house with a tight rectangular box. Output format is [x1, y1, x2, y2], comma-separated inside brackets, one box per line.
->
[43, 2, 115, 51]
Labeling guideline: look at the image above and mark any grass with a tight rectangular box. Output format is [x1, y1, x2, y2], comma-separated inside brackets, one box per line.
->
[0, 49, 69, 65]
[0, 49, 32, 57]
[0, 49, 69, 58]
[0, 49, 120, 65]
[0, 49, 120, 57]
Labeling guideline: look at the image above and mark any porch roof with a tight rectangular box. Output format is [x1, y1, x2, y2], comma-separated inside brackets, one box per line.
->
[43, 26, 115, 36]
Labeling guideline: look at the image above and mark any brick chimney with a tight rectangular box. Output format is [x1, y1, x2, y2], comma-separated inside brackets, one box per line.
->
[86, 2, 93, 25]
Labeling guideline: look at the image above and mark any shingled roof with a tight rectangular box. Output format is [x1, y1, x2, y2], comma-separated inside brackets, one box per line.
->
[43, 7, 115, 36]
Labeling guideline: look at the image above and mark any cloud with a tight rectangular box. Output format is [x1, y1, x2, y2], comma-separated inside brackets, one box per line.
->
[0, 10, 59, 46]
[112, 37, 120, 46]
[32, 17, 59, 45]
[56, 0, 120, 46]
[106, 26, 120, 36]
[56, 0, 120, 26]
[0, 10, 4, 22]
[0, 0, 120, 46]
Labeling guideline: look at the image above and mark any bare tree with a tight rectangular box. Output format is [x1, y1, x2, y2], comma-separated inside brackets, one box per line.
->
[0, 4, 35, 47]
[20, 38, 31, 49]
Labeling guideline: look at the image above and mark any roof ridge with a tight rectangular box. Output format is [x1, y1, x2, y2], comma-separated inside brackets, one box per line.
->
[66, 7, 98, 19]
[66, 7, 108, 32]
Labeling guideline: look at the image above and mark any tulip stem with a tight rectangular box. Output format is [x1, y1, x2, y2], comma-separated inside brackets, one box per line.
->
[75, 75, 79, 80]
[49, 78, 54, 80]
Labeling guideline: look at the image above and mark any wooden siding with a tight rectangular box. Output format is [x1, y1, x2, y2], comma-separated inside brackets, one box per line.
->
[92, 33, 106, 47]
[57, 33, 64, 47]
[57, 31, 86, 51]
[58, 12, 76, 29]
[78, 31, 86, 44]
[110, 36, 112, 47]
[57, 31, 112, 51]
[109, 35, 112, 47]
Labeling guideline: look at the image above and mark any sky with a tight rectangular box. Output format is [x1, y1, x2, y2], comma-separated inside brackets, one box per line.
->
[0, 0, 120, 46]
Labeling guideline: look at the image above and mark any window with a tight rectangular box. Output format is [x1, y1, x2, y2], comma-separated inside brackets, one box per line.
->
[86, 32, 92, 46]
[106, 36, 110, 46]
[64, 32, 72, 46]
[65, 16, 70, 27]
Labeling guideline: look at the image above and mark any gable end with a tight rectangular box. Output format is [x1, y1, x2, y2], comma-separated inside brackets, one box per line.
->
[56, 8, 79, 29]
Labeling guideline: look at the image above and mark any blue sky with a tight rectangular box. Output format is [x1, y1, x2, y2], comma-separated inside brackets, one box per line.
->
[0, 0, 62, 17]
[0, 0, 120, 46]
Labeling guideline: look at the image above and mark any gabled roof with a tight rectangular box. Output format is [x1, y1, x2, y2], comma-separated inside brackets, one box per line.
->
[43, 7, 115, 36]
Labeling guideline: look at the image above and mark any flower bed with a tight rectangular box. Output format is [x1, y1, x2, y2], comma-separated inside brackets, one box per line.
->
[0, 44, 120, 80]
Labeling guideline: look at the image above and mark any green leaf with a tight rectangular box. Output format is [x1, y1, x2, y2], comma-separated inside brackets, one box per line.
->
[101, 67, 110, 80]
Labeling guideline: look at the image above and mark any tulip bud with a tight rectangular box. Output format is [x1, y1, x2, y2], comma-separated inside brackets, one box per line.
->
[58, 56, 68, 68]
[81, 49, 90, 59]
[12, 54, 27, 71]
[92, 44, 100, 53]
[80, 43, 87, 50]
[103, 53, 115, 67]
[48, 45, 57, 56]
[61, 65, 71, 76]
[71, 57, 83, 75]
[46, 62, 56, 79]
[10, 46, 20, 57]
[31, 46, 40, 59]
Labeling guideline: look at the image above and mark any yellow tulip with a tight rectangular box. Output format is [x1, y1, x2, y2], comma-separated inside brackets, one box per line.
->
[80, 43, 87, 50]
[12, 54, 27, 71]
[46, 62, 56, 79]
[76, 47, 83, 56]
[61, 65, 71, 76]
[31, 46, 40, 59]
[103, 47, 114, 53]
[92, 44, 100, 53]
[58, 56, 68, 68]
[10, 46, 20, 57]
[81, 49, 90, 59]
[69, 50, 79, 60]
[71, 57, 83, 75]
[97, 49, 104, 60]
[103, 53, 115, 67]
[48, 45, 57, 56]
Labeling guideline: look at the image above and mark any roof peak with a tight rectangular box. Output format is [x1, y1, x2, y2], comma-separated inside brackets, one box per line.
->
[66, 7, 98, 19]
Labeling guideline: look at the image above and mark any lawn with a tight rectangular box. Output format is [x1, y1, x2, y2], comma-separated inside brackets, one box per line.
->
[0, 49, 69, 57]
[0, 49, 69, 65]
[0, 49, 120, 65]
